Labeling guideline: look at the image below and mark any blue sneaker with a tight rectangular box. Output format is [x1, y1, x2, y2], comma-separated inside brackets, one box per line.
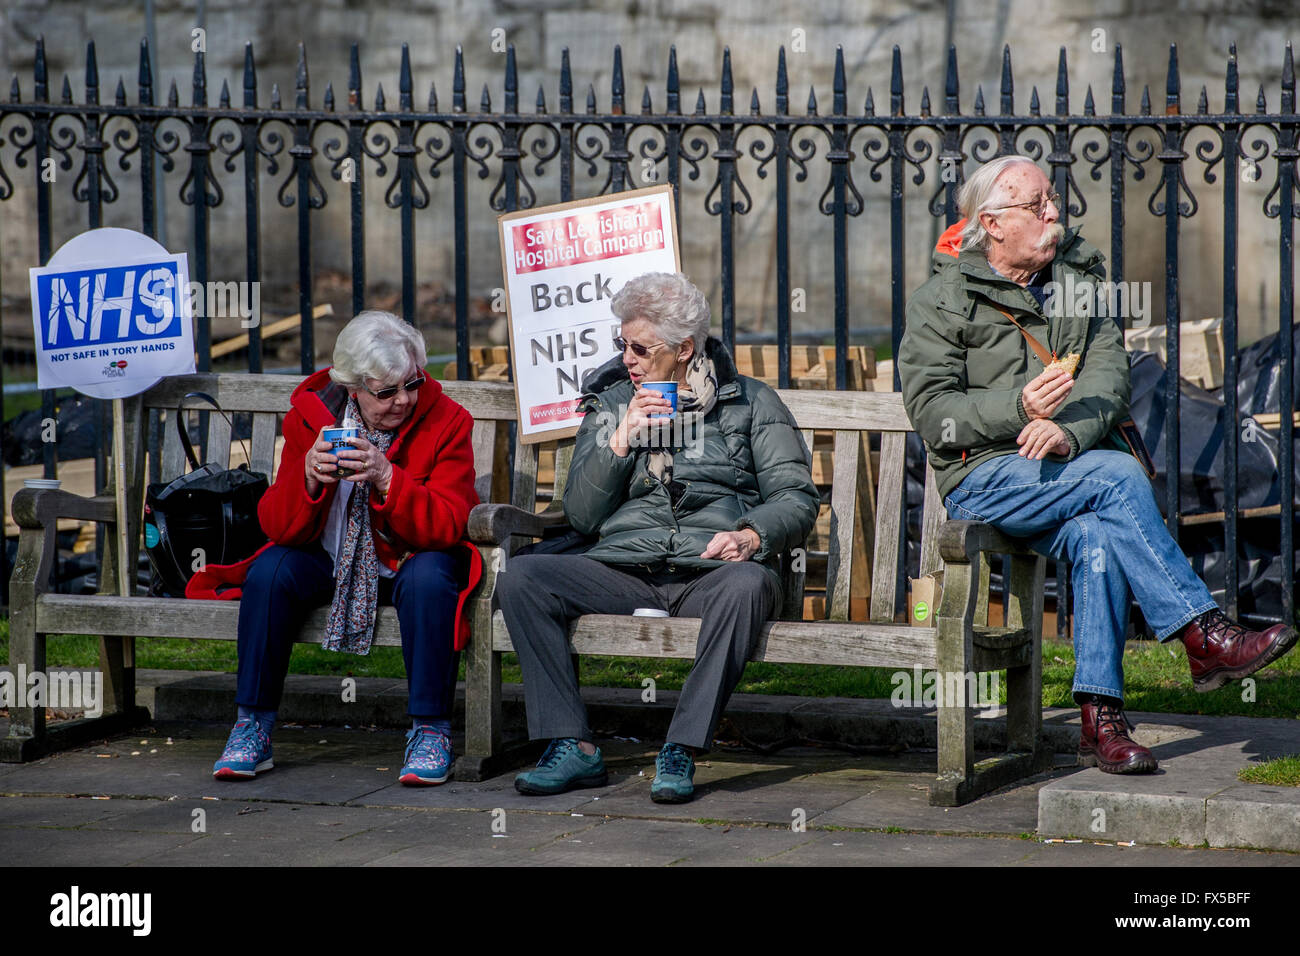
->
[212, 717, 273, 780]
[400, 726, 453, 785]
[650, 742, 695, 803]
[514, 738, 608, 795]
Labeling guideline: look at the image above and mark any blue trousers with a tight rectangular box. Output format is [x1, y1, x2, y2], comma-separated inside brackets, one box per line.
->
[943, 449, 1217, 702]
[235, 544, 461, 718]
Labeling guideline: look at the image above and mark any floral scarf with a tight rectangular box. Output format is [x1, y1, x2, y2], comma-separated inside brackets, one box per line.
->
[322, 394, 395, 655]
[646, 348, 719, 484]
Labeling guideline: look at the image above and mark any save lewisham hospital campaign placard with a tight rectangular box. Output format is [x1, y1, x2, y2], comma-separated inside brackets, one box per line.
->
[498, 184, 680, 442]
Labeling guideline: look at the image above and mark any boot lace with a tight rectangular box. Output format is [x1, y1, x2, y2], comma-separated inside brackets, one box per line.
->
[1194, 608, 1251, 647]
[1095, 702, 1135, 736]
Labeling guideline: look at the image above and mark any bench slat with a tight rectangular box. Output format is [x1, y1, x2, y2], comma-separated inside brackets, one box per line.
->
[206, 408, 232, 469]
[470, 419, 497, 505]
[251, 412, 279, 478]
[772, 389, 912, 431]
[160, 411, 188, 481]
[511, 438, 539, 514]
[144, 375, 520, 424]
[824, 429, 860, 621]
[871, 430, 907, 622]
[490, 610, 937, 669]
[35, 594, 404, 647]
[549, 443, 575, 509]
[918, 461, 946, 578]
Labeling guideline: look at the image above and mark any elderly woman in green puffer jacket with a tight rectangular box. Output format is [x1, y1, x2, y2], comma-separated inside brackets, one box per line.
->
[496, 272, 819, 805]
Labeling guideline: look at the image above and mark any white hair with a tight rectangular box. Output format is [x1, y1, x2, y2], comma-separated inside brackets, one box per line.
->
[329, 310, 426, 389]
[610, 272, 711, 349]
[957, 154, 1042, 253]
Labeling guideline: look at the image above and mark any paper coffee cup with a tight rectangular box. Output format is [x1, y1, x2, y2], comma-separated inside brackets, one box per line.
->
[642, 381, 677, 419]
[322, 425, 360, 449]
[322, 425, 360, 476]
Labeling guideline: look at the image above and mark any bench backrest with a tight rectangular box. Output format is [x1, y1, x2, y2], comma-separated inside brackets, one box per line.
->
[133, 374, 945, 625]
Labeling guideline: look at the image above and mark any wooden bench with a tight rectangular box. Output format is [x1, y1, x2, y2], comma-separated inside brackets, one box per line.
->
[4, 373, 1051, 806]
[461, 385, 1053, 806]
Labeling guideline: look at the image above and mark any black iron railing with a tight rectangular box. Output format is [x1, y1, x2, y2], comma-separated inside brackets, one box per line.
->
[0, 36, 1297, 629]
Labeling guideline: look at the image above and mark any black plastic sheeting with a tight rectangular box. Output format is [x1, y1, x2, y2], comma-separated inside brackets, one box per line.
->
[904, 342, 1299, 628]
[2, 394, 101, 467]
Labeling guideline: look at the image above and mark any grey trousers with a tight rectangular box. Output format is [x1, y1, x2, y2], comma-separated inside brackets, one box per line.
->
[495, 554, 780, 750]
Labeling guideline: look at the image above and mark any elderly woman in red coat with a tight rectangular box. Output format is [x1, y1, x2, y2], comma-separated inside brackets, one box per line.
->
[204, 310, 480, 785]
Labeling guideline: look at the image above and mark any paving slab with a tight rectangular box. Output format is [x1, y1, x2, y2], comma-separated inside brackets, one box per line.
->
[515, 816, 820, 866]
[355, 811, 611, 866]
[572, 748, 873, 825]
[0, 818, 207, 865]
[1038, 710, 1300, 851]
[0, 793, 166, 830]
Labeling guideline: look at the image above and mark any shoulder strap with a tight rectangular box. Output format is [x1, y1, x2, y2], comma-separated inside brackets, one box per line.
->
[988, 303, 1056, 366]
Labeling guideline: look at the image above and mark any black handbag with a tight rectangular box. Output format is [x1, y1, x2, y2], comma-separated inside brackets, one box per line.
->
[143, 391, 269, 597]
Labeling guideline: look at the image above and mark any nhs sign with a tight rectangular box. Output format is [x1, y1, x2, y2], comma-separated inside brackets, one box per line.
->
[29, 232, 195, 396]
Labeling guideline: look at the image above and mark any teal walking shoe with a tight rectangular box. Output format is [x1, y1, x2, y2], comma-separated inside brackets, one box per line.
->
[514, 738, 608, 795]
[650, 742, 695, 803]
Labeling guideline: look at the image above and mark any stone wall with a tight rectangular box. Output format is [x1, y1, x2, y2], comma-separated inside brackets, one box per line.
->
[2, 0, 1298, 357]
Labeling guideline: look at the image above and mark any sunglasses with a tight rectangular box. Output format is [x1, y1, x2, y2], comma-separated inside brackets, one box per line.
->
[614, 335, 668, 358]
[362, 375, 424, 401]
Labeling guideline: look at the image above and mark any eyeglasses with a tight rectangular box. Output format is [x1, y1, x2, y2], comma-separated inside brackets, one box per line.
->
[999, 191, 1061, 220]
[362, 375, 424, 401]
[614, 335, 668, 358]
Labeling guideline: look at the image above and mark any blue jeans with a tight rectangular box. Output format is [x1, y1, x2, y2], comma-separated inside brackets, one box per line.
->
[943, 449, 1216, 702]
[235, 544, 461, 718]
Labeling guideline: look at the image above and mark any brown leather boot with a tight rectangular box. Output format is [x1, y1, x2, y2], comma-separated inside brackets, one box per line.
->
[1077, 695, 1158, 774]
[1178, 608, 1298, 693]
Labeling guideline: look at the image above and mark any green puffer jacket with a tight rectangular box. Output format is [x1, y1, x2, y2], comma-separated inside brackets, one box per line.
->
[897, 221, 1134, 501]
[563, 337, 819, 583]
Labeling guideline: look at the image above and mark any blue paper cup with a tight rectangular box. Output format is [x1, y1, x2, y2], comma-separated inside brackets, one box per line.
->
[643, 381, 677, 419]
[322, 425, 360, 475]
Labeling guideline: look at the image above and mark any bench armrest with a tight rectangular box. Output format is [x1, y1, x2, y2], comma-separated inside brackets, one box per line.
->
[11, 488, 117, 530]
[468, 503, 571, 546]
[939, 519, 1038, 564]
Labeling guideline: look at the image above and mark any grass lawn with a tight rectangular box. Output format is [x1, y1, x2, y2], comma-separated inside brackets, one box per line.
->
[1238, 754, 1300, 786]
[3, 616, 1298, 718]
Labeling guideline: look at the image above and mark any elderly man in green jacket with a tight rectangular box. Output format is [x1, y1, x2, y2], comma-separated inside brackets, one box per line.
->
[899, 154, 1296, 775]
[497, 272, 819, 803]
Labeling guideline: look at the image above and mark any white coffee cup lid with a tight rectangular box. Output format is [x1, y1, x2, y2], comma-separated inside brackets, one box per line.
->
[632, 608, 670, 618]
[23, 478, 62, 490]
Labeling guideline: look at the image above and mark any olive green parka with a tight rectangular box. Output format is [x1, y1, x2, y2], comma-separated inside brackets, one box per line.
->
[562, 337, 819, 584]
[897, 221, 1134, 500]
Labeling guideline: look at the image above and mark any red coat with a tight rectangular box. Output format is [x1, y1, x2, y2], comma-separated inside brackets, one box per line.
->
[185, 367, 483, 649]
